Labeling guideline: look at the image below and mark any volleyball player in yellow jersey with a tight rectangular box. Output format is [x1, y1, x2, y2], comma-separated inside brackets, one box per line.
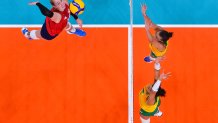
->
[141, 4, 173, 62]
[139, 57, 171, 123]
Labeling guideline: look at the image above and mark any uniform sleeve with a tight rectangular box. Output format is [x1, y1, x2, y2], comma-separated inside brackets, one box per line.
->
[36, 2, 54, 18]
[70, 12, 78, 20]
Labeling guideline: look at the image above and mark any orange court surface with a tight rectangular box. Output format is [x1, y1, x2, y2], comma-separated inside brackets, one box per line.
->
[134, 28, 218, 123]
[0, 28, 128, 123]
[1, 27, 218, 123]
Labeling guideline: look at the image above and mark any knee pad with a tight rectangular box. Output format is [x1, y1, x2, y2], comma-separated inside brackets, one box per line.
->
[30, 30, 39, 39]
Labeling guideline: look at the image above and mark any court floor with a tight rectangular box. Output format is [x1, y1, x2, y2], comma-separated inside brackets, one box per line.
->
[0, 28, 128, 123]
[134, 28, 218, 123]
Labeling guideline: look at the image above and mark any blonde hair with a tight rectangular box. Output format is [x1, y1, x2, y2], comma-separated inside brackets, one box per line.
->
[50, 0, 54, 5]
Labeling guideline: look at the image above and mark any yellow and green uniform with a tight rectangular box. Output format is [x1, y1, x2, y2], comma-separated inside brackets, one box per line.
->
[148, 28, 169, 58]
[139, 86, 161, 116]
[149, 41, 168, 58]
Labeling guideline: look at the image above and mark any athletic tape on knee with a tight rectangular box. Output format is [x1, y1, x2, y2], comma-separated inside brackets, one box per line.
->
[152, 79, 161, 92]
[154, 63, 161, 70]
[30, 30, 39, 39]
[140, 117, 150, 123]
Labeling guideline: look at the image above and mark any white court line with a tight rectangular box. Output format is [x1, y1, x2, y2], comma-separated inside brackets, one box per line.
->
[133, 24, 218, 28]
[0, 24, 129, 28]
[128, 25, 133, 123]
[1, 24, 218, 28]
[128, 0, 134, 123]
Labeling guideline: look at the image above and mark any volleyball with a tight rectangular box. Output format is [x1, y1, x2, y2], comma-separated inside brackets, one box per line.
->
[69, 0, 85, 15]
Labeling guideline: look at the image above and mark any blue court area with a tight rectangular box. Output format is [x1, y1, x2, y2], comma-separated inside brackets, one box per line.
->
[1, 0, 218, 24]
[0, 0, 129, 24]
[134, 0, 218, 24]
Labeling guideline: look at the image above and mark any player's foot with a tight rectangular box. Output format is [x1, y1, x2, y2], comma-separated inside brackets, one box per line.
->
[144, 56, 153, 63]
[21, 27, 32, 40]
[67, 28, 86, 37]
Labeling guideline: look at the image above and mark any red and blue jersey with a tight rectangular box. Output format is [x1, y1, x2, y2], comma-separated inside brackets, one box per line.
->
[45, 4, 70, 36]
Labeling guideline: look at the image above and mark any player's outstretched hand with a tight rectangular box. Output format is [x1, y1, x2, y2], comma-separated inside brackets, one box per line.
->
[141, 3, 147, 16]
[159, 71, 171, 80]
[28, 1, 39, 6]
[76, 19, 83, 28]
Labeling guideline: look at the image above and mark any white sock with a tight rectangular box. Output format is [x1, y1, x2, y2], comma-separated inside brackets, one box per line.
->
[149, 56, 156, 61]
[29, 30, 39, 39]
[68, 27, 76, 33]
[66, 22, 76, 33]
[65, 22, 72, 31]
[140, 117, 150, 123]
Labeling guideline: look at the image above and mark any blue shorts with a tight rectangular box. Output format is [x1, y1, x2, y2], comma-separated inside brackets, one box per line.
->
[40, 22, 58, 40]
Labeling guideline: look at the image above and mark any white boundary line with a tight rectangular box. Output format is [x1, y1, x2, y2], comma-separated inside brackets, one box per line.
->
[128, 25, 134, 123]
[134, 24, 218, 28]
[0, 24, 129, 28]
[128, 0, 134, 123]
[1, 24, 218, 28]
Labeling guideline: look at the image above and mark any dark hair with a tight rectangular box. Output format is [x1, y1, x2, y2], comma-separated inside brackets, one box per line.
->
[155, 86, 166, 98]
[159, 30, 173, 44]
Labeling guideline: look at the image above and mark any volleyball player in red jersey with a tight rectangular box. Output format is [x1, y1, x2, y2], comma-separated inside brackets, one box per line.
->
[22, 0, 86, 40]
